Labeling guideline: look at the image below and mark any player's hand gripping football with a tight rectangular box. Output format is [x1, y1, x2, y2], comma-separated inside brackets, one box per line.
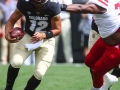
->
[5, 30, 19, 43]
[5, 27, 24, 43]
[31, 32, 45, 43]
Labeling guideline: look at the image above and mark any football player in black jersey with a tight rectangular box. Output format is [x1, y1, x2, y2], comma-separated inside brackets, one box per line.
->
[4, 0, 61, 90]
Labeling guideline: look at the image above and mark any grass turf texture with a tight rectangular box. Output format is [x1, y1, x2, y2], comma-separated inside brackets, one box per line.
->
[0, 64, 120, 90]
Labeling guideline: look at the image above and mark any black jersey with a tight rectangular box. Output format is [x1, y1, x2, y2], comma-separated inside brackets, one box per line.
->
[17, 0, 61, 36]
[91, 20, 99, 33]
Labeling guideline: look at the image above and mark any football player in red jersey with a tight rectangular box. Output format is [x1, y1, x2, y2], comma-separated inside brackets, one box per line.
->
[61, 0, 120, 90]
[4, 0, 61, 90]
[89, 20, 119, 90]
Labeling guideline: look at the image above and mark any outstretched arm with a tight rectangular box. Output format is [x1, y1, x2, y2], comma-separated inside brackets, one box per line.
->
[61, 3, 106, 14]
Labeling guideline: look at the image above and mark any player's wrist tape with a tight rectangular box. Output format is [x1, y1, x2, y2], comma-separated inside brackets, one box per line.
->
[45, 31, 53, 38]
[60, 4, 67, 11]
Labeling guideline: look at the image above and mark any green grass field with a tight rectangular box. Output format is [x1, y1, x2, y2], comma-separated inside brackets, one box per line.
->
[0, 63, 120, 90]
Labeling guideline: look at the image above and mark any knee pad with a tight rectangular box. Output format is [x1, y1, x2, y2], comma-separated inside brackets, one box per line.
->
[34, 70, 46, 80]
[11, 54, 23, 68]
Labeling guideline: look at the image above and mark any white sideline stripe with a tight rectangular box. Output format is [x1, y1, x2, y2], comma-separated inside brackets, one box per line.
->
[51, 63, 84, 67]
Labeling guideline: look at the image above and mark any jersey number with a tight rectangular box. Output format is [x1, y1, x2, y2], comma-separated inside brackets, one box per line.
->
[115, 2, 120, 9]
[115, 2, 120, 15]
[30, 20, 48, 32]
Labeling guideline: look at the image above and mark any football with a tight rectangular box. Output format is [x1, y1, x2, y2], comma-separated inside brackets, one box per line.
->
[10, 27, 25, 40]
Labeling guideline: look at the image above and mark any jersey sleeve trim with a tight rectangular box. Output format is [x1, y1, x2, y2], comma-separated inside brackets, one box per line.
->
[16, 8, 23, 15]
[88, 0, 108, 9]
[53, 14, 60, 17]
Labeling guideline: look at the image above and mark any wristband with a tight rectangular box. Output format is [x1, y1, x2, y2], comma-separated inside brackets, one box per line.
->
[60, 4, 67, 11]
[45, 31, 53, 38]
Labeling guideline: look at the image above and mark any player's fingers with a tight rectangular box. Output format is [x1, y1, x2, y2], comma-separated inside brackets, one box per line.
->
[33, 32, 42, 38]
[32, 35, 39, 38]
[32, 35, 41, 40]
[9, 39, 19, 43]
[31, 38, 40, 41]
[31, 37, 40, 43]
[33, 34, 41, 39]
[6, 34, 19, 42]
[33, 32, 39, 36]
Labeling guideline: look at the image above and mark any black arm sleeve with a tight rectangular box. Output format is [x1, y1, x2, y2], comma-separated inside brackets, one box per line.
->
[91, 20, 99, 33]
[17, 0, 22, 11]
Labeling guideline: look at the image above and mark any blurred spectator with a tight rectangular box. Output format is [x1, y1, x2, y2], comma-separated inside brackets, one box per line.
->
[0, 8, 3, 38]
[0, 8, 3, 62]
[0, 0, 21, 65]
[78, 14, 92, 57]
[52, 0, 73, 63]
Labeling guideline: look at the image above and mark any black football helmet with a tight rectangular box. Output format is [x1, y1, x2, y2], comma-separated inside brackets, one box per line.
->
[30, 0, 48, 5]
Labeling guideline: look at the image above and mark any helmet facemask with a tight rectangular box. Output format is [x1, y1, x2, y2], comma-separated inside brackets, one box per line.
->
[31, 0, 47, 6]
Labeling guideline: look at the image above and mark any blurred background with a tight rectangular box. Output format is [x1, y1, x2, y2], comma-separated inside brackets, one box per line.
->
[0, 0, 91, 65]
[55, 0, 90, 63]
[1, 1, 120, 90]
